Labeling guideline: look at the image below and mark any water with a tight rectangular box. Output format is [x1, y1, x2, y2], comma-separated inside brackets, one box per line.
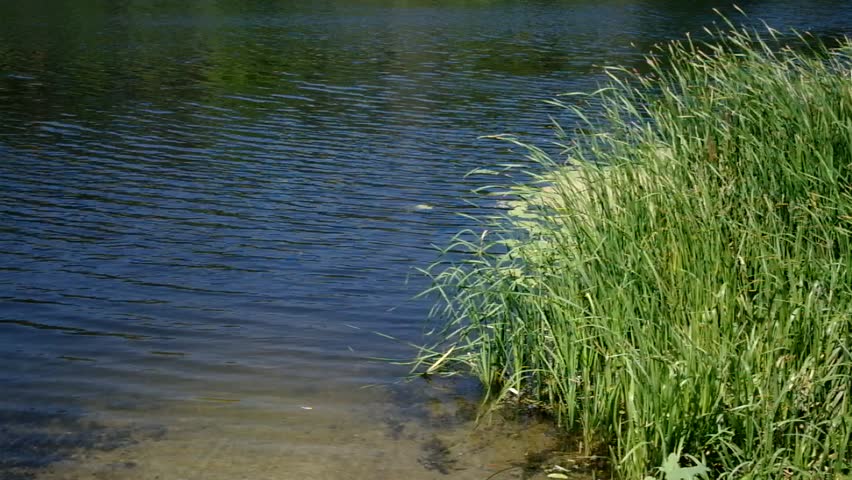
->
[2, 1, 851, 478]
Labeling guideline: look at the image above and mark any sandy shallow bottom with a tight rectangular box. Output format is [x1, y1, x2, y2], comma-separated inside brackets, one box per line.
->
[16, 380, 602, 480]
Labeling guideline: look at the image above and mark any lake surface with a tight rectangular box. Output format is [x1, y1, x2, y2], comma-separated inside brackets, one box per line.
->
[2, 1, 851, 479]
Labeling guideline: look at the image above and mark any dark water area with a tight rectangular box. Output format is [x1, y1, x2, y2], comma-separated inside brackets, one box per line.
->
[2, 1, 852, 478]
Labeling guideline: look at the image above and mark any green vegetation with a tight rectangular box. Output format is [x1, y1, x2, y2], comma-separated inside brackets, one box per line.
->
[417, 18, 852, 479]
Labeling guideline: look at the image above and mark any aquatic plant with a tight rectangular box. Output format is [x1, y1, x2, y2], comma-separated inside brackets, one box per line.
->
[418, 14, 852, 479]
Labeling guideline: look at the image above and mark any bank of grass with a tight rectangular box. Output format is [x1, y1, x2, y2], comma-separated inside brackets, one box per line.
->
[417, 19, 852, 480]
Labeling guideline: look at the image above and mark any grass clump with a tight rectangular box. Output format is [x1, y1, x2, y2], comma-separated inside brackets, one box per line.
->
[418, 17, 852, 480]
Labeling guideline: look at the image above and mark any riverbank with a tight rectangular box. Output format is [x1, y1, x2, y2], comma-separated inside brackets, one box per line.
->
[419, 19, 852, 479]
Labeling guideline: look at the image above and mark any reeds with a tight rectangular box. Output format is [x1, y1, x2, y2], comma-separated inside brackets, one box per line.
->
[418, 17, 852, 479]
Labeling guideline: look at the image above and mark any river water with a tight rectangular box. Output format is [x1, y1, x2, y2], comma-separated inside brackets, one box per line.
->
[2, 1, 851, 479]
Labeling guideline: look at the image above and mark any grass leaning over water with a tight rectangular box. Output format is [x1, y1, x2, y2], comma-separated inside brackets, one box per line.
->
[416, 18, 852, 480]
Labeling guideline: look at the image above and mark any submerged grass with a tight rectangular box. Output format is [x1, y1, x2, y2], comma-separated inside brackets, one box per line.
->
[418, 17, 852, 480]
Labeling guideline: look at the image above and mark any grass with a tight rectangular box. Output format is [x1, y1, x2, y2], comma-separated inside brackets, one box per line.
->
[416, 15, 852, 480]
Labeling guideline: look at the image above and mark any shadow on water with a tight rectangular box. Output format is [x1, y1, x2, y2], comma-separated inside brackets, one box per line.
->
[0, 408, 164, 480]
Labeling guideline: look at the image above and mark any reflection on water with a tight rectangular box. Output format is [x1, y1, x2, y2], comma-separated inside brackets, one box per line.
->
[2, 1, 852, 478]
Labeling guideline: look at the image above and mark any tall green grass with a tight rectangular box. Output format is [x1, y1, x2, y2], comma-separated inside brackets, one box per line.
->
[418, 18, 852, 479]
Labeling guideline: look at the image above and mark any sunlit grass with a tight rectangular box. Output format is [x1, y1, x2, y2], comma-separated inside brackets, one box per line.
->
[418, 16, 852, 479]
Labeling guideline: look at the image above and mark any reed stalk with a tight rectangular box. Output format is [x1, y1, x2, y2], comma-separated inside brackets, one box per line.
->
[419, 17, 852, 479]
